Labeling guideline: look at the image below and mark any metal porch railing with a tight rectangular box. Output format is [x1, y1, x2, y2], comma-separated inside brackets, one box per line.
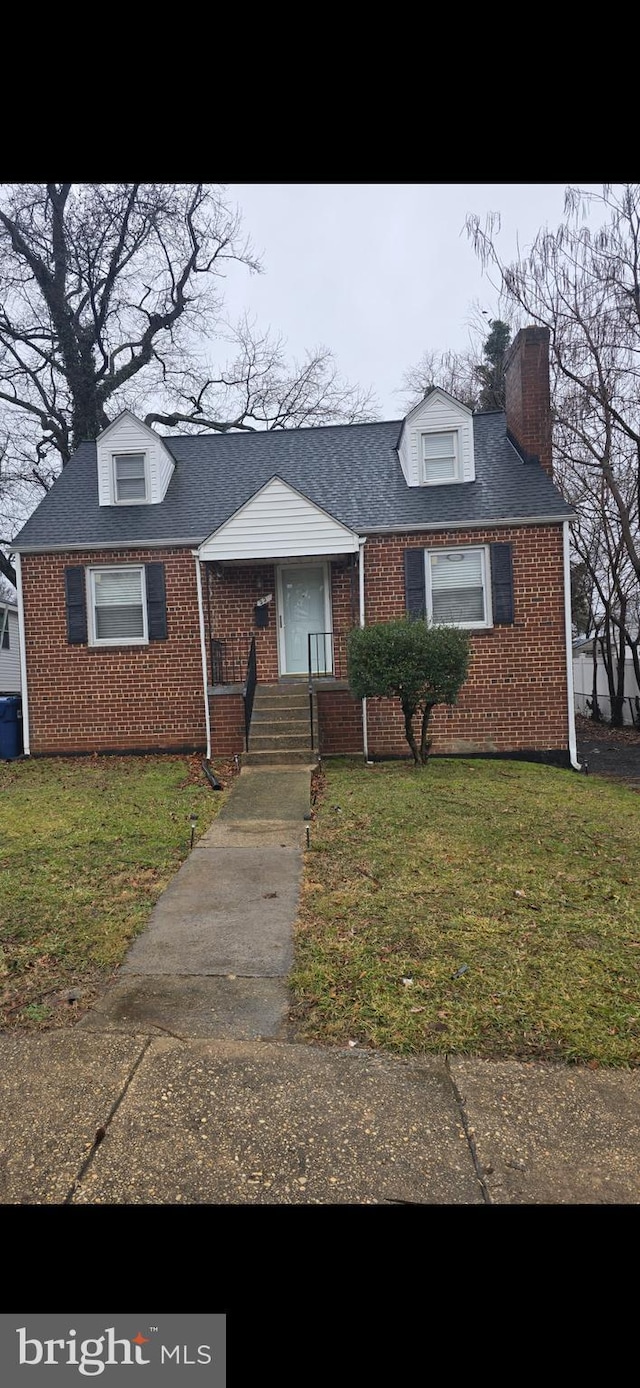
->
[210, 633, 254, 687]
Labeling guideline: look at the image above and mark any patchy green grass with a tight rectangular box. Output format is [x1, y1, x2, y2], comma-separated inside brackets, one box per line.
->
[0, 754, 231, 1029]
[290, 758, 640, 1066]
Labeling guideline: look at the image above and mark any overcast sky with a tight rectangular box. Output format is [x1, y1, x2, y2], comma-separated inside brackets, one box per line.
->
[220, 183, 604, 419]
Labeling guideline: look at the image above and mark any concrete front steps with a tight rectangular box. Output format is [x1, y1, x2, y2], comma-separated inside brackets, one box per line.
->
[242, 682, 318, 766]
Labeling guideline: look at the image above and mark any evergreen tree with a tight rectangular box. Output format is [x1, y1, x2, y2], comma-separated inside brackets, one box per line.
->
[474, 319, 511, 411]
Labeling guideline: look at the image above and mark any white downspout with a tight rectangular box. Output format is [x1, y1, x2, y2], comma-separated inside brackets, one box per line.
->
[193, 552, 212, 762]
[358, 537, 370, 762]
[563, 520, 581, 770]
[15, 554, 30, 756]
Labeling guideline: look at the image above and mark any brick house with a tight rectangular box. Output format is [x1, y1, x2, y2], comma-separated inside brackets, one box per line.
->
[11, 326, 578, 766]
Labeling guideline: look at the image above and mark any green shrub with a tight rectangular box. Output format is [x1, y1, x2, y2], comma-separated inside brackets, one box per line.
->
[347, 618, 471, 764]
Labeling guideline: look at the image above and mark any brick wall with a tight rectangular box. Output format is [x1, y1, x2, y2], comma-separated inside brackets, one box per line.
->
[210, 692, 245, 755]
[21, 548, 207, 755]
[317, 689, 364, 754]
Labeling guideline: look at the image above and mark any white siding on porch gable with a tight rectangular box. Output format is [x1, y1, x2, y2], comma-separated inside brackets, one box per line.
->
[398, 389, 475, 486]
[198, 476, 361, 560]
[96, 411, 175, 506]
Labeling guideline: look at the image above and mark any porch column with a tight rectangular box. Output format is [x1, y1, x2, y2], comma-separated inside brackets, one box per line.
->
[193, 552, 212, 762]
[359, 537, 369, 762]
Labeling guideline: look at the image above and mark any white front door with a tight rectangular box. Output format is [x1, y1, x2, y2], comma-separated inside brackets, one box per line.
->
[277, 564, 333, 675]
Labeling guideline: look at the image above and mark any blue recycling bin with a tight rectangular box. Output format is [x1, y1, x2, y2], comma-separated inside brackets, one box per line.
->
[0, 696, 22, 759]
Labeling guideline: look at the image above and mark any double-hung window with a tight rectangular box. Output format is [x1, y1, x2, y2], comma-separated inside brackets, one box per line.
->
[89, 567, 148, 645]
[421, 430, 459, 484]
[113, 453, 147, 503]
[426, 548, 491, 628]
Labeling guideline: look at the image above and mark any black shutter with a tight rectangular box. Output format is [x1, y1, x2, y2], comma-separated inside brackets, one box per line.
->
[404, 549, 426, 618]
[146, 562, 167, 640]
[490, 543, 514, 624]
[65, 566, 87, 644]
[1, 618, 8, 650]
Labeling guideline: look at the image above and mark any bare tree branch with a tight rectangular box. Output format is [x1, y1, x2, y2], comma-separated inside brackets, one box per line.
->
[466, 183, 640, 628]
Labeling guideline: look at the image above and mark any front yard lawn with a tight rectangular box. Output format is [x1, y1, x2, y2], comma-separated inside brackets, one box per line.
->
[290, 758, 640, 1066]
[0, 754, 230, 1029]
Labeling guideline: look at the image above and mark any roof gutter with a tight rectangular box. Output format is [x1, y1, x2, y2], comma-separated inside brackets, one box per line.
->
[360, 512, 576, 535]
[563, 520, 581, 771]
[15, 554, 30, 756]
[12, 537, 208, 554]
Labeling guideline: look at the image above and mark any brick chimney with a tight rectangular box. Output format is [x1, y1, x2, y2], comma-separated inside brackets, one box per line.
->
[503, 326, 553, 477]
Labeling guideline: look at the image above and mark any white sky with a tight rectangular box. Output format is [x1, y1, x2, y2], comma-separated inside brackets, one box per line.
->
[219, 183, 604, 418]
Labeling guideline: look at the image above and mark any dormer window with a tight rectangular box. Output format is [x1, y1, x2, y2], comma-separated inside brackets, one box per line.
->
[421, 430, 460, 485]
[113, 453, 147, 504]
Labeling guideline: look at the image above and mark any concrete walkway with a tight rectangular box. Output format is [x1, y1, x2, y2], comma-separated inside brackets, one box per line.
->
[81, 766, 311, 1041]
[2, 763, 640, 1205]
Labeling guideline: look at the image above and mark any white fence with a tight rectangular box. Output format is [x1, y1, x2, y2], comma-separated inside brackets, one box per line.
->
[573, 652, 640, 726]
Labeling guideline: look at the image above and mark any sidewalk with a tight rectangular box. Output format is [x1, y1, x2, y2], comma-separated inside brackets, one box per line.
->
[1, 764, 639, 1205]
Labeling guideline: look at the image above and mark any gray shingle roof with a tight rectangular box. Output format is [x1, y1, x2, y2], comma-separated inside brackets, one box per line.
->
[12, 413, 573, 551]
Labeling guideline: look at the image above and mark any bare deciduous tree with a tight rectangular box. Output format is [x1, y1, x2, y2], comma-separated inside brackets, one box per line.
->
[0, 183, 377, 586]
[467, 185, 640, 581]
[466, 184, 640, 724]
[563, 455, 637, 724]
[398, 344, 479, 412]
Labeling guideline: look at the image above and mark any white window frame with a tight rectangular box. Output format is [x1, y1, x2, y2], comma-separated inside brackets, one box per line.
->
[420, 429, 461, 485]
[87, 565, 149, 647]
[425, 546, 492, 630]
[112, 452, 149, 505]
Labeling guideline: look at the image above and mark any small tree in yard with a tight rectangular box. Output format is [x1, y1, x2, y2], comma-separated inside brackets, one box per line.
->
[347, 619, 471, 766]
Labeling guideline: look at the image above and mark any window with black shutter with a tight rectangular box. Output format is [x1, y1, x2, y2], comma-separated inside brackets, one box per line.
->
[404, 542, 514, 629]
[69, 562, 169, 646]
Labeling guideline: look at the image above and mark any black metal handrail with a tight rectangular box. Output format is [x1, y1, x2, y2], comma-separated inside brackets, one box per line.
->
[243, 636, 257, 750]
[308, 631, 335, 679]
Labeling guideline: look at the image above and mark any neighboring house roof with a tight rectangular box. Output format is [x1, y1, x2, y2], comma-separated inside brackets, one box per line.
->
[575, 630, 639, 653]
[12, 412, 573, 552]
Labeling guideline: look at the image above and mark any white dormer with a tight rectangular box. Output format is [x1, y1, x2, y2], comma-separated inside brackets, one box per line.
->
[96, 411, 175, 507]
[397, 388, 475, 487]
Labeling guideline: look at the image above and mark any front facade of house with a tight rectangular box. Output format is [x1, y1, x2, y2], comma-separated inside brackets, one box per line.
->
[12, 327, 578, 765]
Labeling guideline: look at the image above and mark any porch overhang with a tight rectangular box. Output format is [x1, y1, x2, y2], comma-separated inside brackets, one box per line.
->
[195, 475, 362, 562]
[200, 552, 360, 568]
